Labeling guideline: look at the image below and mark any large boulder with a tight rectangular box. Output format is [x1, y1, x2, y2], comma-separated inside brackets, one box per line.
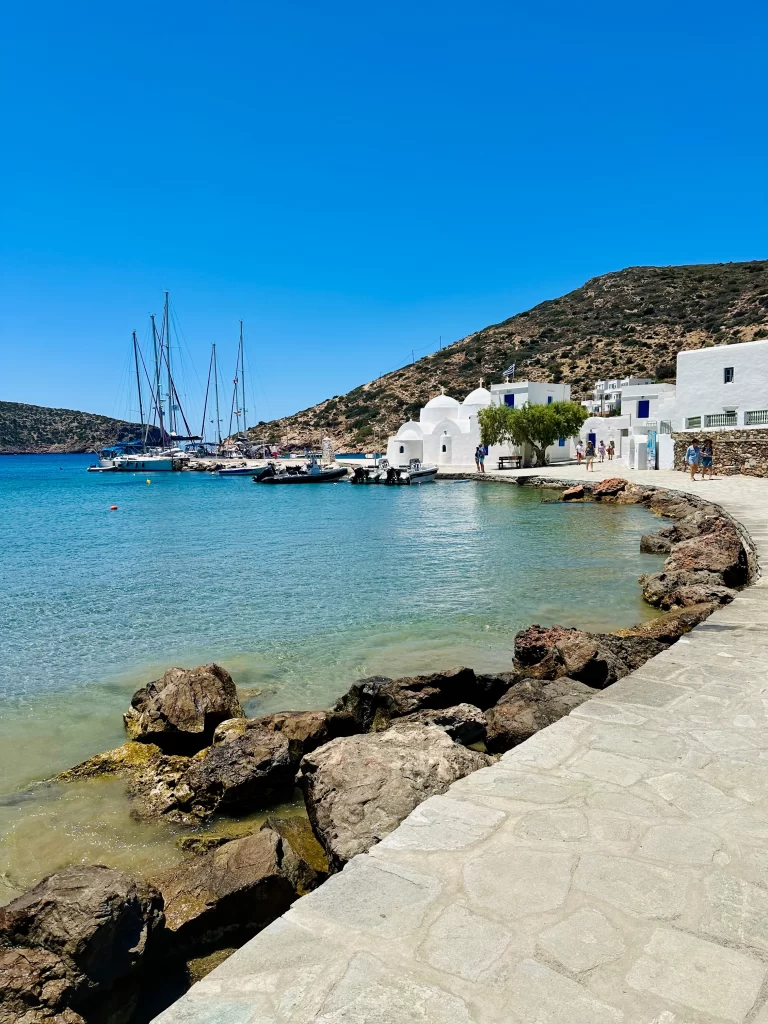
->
[513, 624, 665, 688]
[640, 531, 674, 554]
[648, 490, 703, 520]
[485, 678, 594, 754]
[663, 518, 748, 587]
[124, 664, 244, 754]
[0, 866, 163, 1024]
[329, 667, 508, 734]
[298, 724, 492, 869]
[130, 712, 331, 824]
[397, 703, 487, 745]
[639, 570, 736, 610]
[562, 485, 585, 501]
[591, 477, 627, 498]
[156, 823, 324, 956]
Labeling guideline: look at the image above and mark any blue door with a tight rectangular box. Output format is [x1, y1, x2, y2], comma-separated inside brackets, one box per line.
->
[588, 432, 596, 446]
[638, 399, 650, 418]
[504, 393, 515, 407]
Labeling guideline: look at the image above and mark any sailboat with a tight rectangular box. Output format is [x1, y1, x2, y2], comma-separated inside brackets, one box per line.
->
[218, 322, 261, 474]
[90, 293, 201, 472]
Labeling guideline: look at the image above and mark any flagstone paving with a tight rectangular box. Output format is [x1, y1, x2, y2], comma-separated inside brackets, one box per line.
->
[156, 467, 768, 1024]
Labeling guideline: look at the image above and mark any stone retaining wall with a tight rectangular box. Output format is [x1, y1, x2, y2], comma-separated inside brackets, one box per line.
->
[672, 427, 768, 477]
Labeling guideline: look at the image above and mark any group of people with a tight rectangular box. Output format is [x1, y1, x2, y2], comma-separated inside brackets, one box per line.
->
[575, 438, 614, 471]
[474, 445, 486, 473]
[684, 439, 715, 480]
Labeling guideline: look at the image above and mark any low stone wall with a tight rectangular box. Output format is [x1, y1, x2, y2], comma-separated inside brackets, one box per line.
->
[672, 427, 768, 477]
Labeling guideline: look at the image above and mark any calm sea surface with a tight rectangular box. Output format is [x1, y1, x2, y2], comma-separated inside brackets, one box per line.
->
[0, 454, 663, 898]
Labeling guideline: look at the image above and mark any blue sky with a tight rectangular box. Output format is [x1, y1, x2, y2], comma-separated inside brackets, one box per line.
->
[2, 0, 767, 429]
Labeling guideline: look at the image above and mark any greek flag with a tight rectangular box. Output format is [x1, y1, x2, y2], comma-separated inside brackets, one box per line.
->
[503, 363, 516, 377]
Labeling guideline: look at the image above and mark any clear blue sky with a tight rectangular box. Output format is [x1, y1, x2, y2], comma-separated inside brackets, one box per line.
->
[2, 0, 767, 429]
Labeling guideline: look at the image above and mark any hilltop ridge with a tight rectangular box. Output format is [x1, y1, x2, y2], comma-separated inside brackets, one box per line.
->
[249, 260, 768, 450]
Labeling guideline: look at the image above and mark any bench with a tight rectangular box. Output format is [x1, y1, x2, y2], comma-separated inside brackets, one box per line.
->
[497, 455, 522, 470]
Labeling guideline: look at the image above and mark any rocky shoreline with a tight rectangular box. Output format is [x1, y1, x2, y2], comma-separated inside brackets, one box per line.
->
[0, 477, 756, 1024]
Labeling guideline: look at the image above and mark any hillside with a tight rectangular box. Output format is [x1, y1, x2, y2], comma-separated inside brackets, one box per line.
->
[0, 401, 158, 454]
[249, 260, 768, 450]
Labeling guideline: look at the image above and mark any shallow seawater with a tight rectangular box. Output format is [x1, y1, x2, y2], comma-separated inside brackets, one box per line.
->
[0, 455, 664, 898]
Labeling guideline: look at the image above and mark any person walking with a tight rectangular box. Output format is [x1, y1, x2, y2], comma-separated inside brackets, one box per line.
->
[598, 440, 606, 463]
[700, 439, 714, 479]
[477, 445, 486, 473]
[607, 440, 615, 461]
[685, 440, 701, 480]
[575, 440, 584, 465]
[585, 439, 596, 471]
[474, 446, 481, 472]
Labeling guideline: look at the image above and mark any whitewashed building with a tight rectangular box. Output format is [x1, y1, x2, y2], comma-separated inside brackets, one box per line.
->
[386, 387, 493, 468]
[670, 339, 768, 431]
[579, 381, 677, 468]
[580, 376, 654, 416]
[386, 379, 574, 469]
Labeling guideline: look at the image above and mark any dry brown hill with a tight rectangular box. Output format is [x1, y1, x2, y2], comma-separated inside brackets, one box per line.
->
[249, 260, 768, 451]
[0, 401, 159, 454]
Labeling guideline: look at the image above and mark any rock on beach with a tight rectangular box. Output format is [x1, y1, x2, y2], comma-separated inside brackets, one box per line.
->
[124, 664, 244, 754]
[485, 677, 595, 753]
[0, 865, 163, 1024]
[298, 723, 492, 869]
[513, 623, 666, 688]
[155, 822, 327, 956]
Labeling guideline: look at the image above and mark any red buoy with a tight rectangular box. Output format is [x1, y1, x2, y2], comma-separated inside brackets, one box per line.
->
[109, 505, 118, 511]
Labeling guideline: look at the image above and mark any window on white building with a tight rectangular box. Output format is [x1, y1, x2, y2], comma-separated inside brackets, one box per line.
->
[686, 417, 702, 429]
[724, 367, 734, 383]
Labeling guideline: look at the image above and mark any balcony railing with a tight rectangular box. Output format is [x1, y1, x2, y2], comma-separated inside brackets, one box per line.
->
[704, 413, 737, 428]
[659, 421, 672, 434]
[745, 409, 768, 426]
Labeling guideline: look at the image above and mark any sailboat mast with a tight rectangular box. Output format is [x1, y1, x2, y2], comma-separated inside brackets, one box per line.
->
[239, 321, 247, 437]
[132, 331, 146, 452]
[213, 343, 221, 445]
[151, 313, 165, 443]
[164, 291, 174, 436]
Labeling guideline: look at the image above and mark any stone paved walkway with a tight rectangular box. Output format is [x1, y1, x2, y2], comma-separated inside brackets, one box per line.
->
[156, 467, 768, 1024]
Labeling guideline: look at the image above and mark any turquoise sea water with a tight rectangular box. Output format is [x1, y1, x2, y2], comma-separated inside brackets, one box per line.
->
[0, 454, 664, 898]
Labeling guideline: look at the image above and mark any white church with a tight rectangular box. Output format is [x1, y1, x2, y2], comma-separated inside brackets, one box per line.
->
[385, 379, 574, 469]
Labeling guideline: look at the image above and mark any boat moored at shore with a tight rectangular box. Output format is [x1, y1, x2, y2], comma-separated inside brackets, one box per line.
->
[350, 457, 437, 485]
[254, 457, 347, 484]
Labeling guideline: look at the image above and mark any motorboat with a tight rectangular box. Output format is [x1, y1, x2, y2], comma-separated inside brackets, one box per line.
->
[254, 457, 348, 484]
[349, 460, 390, 484]
[385, 458, 438, 485]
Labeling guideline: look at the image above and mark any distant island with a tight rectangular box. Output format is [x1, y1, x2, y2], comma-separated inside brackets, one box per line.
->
[0, 401, 157, 455]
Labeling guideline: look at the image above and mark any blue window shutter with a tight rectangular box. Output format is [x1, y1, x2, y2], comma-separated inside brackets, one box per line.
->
[638, 400, 650, 418]
[504, 393, 514, 407]
[558, 437, 565, 446]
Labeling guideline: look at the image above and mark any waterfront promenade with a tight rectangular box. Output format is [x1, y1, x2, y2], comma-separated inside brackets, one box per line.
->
[157, 466, 768, 1024]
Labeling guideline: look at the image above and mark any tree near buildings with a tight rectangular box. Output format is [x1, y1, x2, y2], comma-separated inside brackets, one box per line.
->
[478, 401, 588, 467]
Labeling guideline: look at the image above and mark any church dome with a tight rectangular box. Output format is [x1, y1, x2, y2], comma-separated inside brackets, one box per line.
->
[462, 386, 492, 407]
[424, 393, 460, 409]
